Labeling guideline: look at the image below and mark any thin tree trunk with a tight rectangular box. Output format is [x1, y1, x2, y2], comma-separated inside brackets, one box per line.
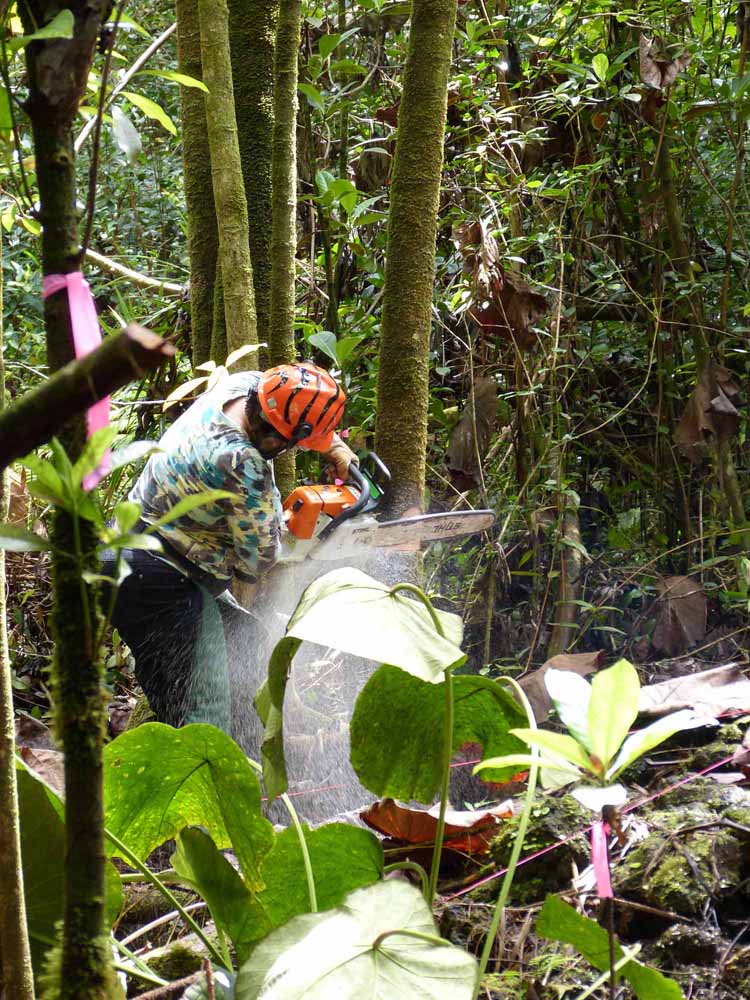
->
[229, 0, 280, 359]
[269, 0, 304, 498]
[176, 0, 218, 364]
[18, 3, 121, 995]
[198, 0, 257, 354]
[375, 0, 459, 515]
[0, 219, 35, 1000]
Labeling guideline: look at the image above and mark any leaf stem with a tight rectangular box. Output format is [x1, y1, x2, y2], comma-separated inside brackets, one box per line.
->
[372, 927, 453, 951]
[474, 677, 540, 999]
[383, 862, 429, 899]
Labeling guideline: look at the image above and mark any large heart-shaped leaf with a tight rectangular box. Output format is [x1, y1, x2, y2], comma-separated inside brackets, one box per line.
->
[235, 881, 478, 1000]
[350, 667, 526, 801]
[17, 763, 123, 971]
[286, 568, 466, 681]
[172, 822, 384, 963]
[104, 723, 274, 890]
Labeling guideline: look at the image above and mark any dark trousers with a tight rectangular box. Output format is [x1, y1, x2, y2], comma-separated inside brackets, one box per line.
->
[101, 548, 232, 732]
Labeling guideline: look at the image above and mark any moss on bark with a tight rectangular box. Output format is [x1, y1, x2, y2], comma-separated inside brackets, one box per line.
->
[374, 0, 459, 515]
[198, 0, 257, 354]
[176, 0, 218, 364]
[229, 0, 279, 360]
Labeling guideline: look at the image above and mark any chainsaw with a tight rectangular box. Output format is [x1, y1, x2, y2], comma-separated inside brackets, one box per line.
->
[279, 452, 495, 563]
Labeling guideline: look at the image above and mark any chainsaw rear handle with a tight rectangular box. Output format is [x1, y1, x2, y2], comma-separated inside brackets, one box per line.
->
[317, 461, 369, 541]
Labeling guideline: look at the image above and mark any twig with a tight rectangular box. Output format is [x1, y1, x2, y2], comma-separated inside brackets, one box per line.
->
[130, 971, 202, 1000]
[84, 247, 184, 295]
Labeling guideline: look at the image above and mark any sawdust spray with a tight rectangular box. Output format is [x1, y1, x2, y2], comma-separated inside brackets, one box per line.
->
[222, 548, 415, 825]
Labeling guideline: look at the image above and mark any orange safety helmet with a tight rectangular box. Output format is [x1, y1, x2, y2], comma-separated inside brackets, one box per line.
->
[257, 363, 346, 452]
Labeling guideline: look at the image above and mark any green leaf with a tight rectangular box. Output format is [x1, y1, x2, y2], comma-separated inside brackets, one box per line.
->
[0, 522, 50, 552]
[114, 500, 141, 535]
[111, 105, 142, 164]
[139, 69, 209, 92]
[17, 762, 123, 972]
[588, 659, 640, 768]
[350, 668, 526, 802]
[299, 82, 325, 111]
[286, 568, 466, 682]
[104, 723, 275, 891]
[255, 636, 303, 799]
[71, 426, 118, 488]
[235, 881, 478, 1000]
[144, 489, 237, 531]
[545, 668, 593, 750]
[319, 32, 341, 60]
[592, 53, 610, 82]
[8, 10, 74, 50]
[538, 895, 683, 1000]
[121, 91, 177, 135]
[307, 329, 339, 365]
[510, 728, 596, 773]
[0, 86, 13, 131]
[607, 709, 714, 781]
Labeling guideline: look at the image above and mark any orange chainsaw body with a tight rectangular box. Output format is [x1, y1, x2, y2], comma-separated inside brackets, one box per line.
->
[283, 483, 360, 539]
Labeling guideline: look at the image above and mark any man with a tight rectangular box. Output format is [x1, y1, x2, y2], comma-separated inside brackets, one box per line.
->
[104, 362, 356, 733]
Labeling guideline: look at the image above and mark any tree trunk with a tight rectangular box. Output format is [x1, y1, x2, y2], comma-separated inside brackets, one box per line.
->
[176, 0, 218, 365]
[375, 0, 459, 515]
[198, 0, 257, 354]
[18, 3, 121, 995]
[269, 0, 304, 498]
[0, 221, 35, 1000]
[229, 0, 280, 359]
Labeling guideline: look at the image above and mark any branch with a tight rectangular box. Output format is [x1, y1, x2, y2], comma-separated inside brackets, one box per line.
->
[85, 247, 185, 296]
[0, 323, 176, 469]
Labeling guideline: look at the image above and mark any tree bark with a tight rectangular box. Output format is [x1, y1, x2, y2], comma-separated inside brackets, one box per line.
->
[229, 0, 280, 359]
[269, 0, 304, 498]
[198, 0, 258, 354]
[176, 0, 218, 364]
[375, 0, 459, 515]
[0, 213, 35, 1000]
[18, 3, 130, 995]
[0, 325, 175, 470]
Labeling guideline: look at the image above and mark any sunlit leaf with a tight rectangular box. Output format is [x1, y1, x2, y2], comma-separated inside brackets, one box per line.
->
[588, 659, 641, 768]
[122, 91, 177, 135]
[0, 523, 50, 552]
[607, 709, 717, 781]
[545, 669, 593, 750]
[143, 489, 237, 532]
[139, 68, 209, 92]
[8, 9, 74, 50]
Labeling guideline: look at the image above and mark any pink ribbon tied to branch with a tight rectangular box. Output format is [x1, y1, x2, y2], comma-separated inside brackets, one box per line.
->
[42, 271, 111, 490]
[591, 820, 613, 898]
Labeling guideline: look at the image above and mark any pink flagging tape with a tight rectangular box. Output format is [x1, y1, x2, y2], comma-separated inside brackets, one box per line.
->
[42, 271, 110, 489]
[591, 820, 613, 898]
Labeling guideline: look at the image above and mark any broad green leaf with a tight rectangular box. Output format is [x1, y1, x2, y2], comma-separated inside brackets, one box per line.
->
[173, 822, 383, 965]
[104, 723, 274, 890]
[19, 452, 67, 506]
[139, 68, 209, 92]
[8, 9, 74, 49]
[607, 709, 716, 781]
[286, 568, 465, 682]
[510, 728, 597, 773]
[114, 500, 141, 534]
[588, 659, 640, 768]
[350, 667, 526, 802]
[307, 330, 339, 365]
[545, 668, 593, 750]
[0, 522, 50, 551]
[144, 489, 237, 531]
[111, 105, 142, 164]
[538, 895, 683, 1000]
[235, 881, 478, 1000]
[319, 32, 341, 60]
[0, 86, 12, 131]
[255, 636, 303, 799]
[592, 53, 609, 82]
[103, 532, 162, 552]
[122, 91, 177, 135]
[299, 82, 325, 111]
[17, 762, 122, 972]
[71, 426, 118, 487]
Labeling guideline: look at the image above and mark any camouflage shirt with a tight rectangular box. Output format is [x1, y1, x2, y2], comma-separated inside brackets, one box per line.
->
[130, 372, 282, 588]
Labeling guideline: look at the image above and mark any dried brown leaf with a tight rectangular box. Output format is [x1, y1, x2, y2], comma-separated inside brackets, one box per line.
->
[19, 746, 65, 797]
[640, 35, 692, 90]
[361, 796, 515, 853]
[519, 651, 604, 722]
[652, 575, 707, 656]
[639, 662, 750, 716]
[675, 364, 741, 464]
[447, 377, 498, 485]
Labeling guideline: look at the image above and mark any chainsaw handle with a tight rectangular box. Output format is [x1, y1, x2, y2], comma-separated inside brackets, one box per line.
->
[317, 461, 369, 541]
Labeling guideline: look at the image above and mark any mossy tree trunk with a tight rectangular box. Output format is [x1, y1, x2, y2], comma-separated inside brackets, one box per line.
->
[18, 4, 119, 996]
[229, 0, 279, 361]
[176, 0, 218, 365]
[198, 0, 257, 355]
[269, 0, 303, 497]
[0, 225, 35, 1000]
[375, 0, 459, 515]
